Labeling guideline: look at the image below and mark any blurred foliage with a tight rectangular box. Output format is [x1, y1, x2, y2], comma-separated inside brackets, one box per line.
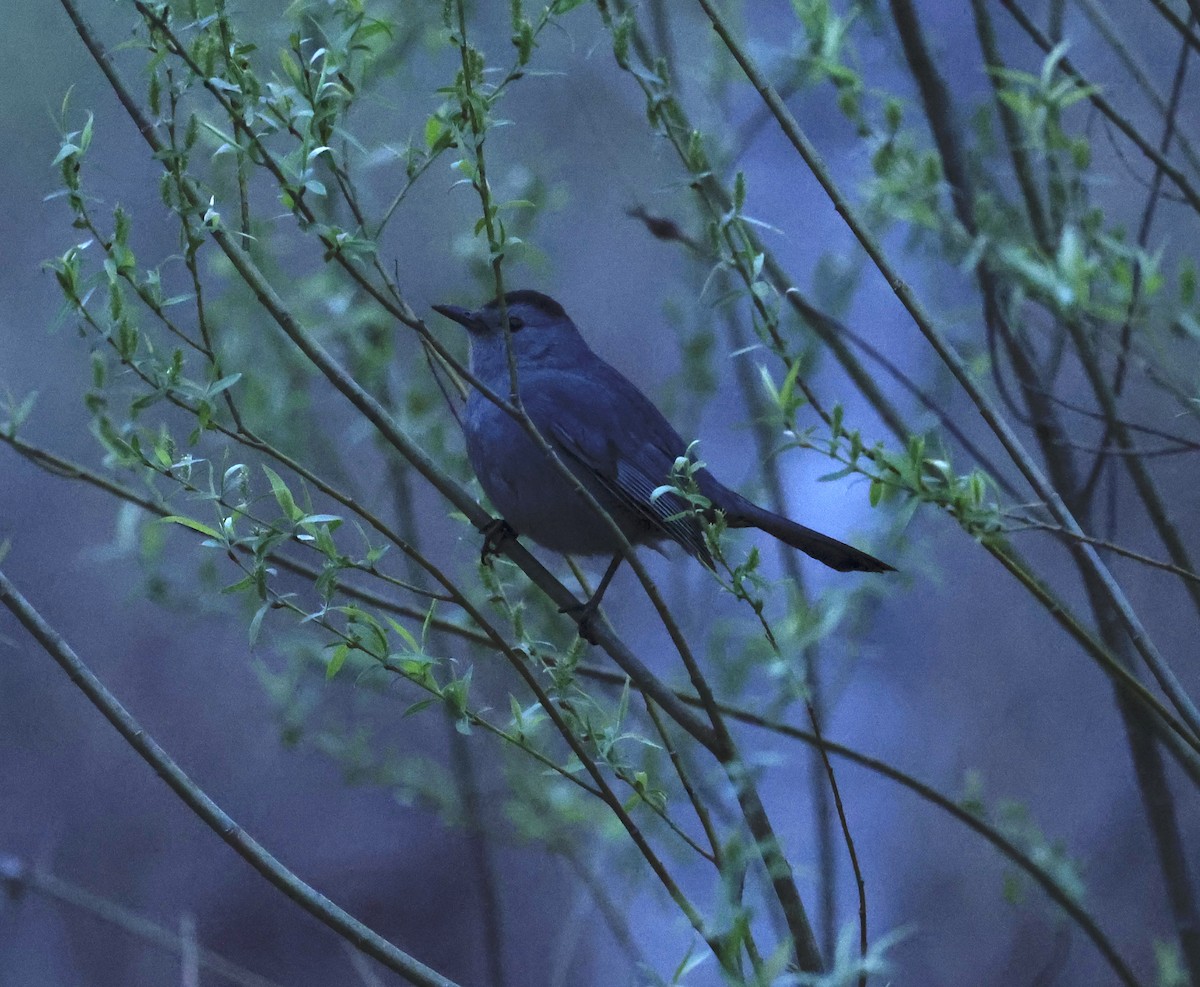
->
[5, 0, 1199, 984]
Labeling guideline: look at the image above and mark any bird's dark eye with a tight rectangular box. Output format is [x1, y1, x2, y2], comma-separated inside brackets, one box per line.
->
[506, 315, 525, 331]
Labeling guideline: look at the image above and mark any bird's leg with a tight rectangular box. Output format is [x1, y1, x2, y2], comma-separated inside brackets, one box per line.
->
[562, 553, 623, 643]
[479, 518, 518, 566]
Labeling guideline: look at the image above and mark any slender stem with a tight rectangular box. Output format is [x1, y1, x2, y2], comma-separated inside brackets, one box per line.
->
[0, 569, 462, 987]
[998, 0, 1200, 218]
[1086, 15, 1194, 506]
[806, 700, 868, 983]
[985, 542, 1200, 774]
[1145, 0, 1200, 56]
[0, 430, 475, 627]
[725, 773, 824, 971]
[361, 334, 511, 987]
[969, 0, 1052, 251]
[643, 698, 724, 864]
[445, 720, 509, 987]
[558, 851, 650, 971]
[1059, 318, 1200, 615]
[606, 2, 912, 445]
[578, 664, 1142, 986]
[1031, 392, 1200, 449]
[694, 0, 1200, 745]
[1003, 515, 1200, 585]
[893, 0, 1079, 497]
[1075, 0, 1200, 178]
[1068, 548, 1200, 985]
[0, 861, 283, 987]
[888, 0, 972, 226]
[721, 305, 840, 957]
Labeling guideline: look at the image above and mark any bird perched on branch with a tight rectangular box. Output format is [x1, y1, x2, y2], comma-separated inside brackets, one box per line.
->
[433, 290, 892, 620]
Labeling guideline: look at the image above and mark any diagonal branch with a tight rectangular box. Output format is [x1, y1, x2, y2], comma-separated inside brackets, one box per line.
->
[694, 0, 1200, 746]
[57, 0, 718, 753]
[577, 664, 1142, 987]
[0, 569, 462, 987]
[998, 0, 1200, 218]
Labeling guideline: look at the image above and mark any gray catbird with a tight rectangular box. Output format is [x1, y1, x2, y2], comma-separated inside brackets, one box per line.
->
[433, 290, 892, 613]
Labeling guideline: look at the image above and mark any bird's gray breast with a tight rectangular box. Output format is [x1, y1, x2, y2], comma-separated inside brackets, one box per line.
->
[462, 384, 645, 556]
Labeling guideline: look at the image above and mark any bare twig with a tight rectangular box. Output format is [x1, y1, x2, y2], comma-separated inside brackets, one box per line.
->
[576, 665, 1142, 987]
[998, 0, 1200, 217]
[0, 570, 462, 987]
[0, 859, 283, 987]
[1003, 514, 1200, 585]
[695, 0, 1200, 745]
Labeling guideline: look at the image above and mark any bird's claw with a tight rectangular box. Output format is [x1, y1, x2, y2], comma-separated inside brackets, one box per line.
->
[479, 518, 517, 566]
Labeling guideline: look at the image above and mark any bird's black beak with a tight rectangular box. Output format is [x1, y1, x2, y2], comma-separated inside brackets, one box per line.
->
[432, 303, 483, 333]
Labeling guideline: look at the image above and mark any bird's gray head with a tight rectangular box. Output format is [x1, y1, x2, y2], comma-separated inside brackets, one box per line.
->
[432, 290, 590, 378]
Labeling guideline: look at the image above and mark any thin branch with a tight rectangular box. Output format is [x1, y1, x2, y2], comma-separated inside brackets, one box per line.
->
[985, 543, 1200, 782]
[60, 0, 719, 752]
[643, 698, 724, 864]
[576, 665, 1143, 987]
[1057, 316, 1200, 615]
[558, 850, 651, 973]
[893, 0, 1081, 504]
[720, 301, 842, 958]
[998, 0, 1200, 218]
[1145, 0, 1200, 56]
[626, 206, 1021, 499]
[1003, 514, 1200, 585]
[0, 430, 480, 636]
[695, 0, 1200, 745]
[970, 0, 1052, 250]
[784, 291, 1023, 500]
[1062, 439, 1196, 459]
[1104, 13, 1192, 427]
[1076, 0, 1200, 178]
[805, 699, 868, 983]
[1034, 392, 1200, 449]
[445, 719, 510, 987]
[1084, 13, 1196, 501]
[0, 859, 284, 987]
[607, 2, 913, 445]
[0, 569, 462, 987]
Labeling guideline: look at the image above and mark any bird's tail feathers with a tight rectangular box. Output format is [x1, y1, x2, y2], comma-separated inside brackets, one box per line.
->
[720, 493, 893, 574]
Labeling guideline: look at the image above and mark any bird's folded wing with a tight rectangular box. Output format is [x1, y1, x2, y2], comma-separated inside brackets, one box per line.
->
[547, 421, 713, 566]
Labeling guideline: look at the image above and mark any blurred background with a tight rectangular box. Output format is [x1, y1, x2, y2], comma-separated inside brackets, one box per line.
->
[2, 2, 1198, 985]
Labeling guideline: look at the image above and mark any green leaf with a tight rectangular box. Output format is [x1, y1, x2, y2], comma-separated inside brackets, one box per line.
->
[206, 373, 242, 398]
[52, 143, 81, 166]
[248, 602, 269, 645]
[297, 513, 342, 526]
[263, 465, 303, 521]
[326, 643, 350, 679]
[161, 515, 222, 540]
[404, 698, 438, 717]
[424, 114, 445, 150]
[385, 616, 421, 653]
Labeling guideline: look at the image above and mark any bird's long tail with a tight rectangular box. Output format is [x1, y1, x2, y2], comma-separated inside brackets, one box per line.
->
[716, 489, 894, 573]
